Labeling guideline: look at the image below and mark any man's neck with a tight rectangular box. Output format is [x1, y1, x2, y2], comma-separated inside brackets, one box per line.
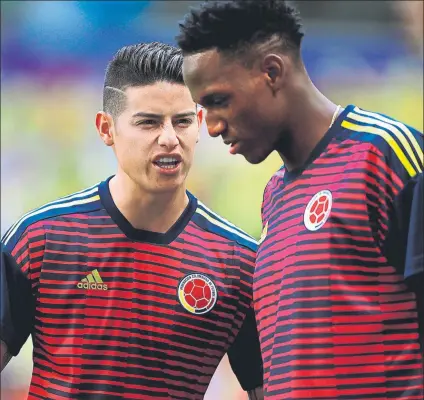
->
[109, 174, 189, 233]
[276, 80, 339, 172]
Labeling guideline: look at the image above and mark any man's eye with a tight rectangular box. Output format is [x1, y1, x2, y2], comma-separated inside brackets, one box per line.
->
[213, 97, 226, 105]
[175, 118, 194, 126]
[136, 120, 157, 126]
[211, 97, 227, 106]
[204, 96, 228, 108]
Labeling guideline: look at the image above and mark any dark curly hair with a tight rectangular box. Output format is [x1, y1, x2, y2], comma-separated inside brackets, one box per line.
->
[176, 0, 304, 61]
[103, 42, 184, 119]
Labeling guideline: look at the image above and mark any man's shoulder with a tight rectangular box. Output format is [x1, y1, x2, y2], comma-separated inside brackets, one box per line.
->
[341, 105, 423, 180]
[262, 165, 285, 203]
[2, 182, 103, 253]
[190, 199, 258, 253]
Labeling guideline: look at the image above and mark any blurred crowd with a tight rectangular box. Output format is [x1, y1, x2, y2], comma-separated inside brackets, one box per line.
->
[1, 1, 422, 399]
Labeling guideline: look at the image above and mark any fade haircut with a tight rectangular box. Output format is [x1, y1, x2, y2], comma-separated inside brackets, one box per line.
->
[176, 0, 304, 66]
[103, 42, 184, 118]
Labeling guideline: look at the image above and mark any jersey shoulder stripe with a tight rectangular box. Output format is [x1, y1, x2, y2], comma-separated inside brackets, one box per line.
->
[341, 106, 423, 178]
[2, 183, 102, 252]
[193, 201, 258, 251]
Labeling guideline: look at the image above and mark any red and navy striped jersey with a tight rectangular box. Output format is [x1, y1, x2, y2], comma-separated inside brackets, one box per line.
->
[1, 177, 263, 399]
[256, 105, 423, 399]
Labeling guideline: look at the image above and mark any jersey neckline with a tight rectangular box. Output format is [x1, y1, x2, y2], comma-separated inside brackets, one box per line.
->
[283, 104, 355, 183]
[98, 176, 198, 244]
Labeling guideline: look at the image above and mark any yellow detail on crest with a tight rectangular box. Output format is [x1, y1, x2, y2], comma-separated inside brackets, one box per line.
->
[178, 289, 195, 313]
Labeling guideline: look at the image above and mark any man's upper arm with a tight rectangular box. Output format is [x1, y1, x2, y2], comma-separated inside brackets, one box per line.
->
[379, 120, 424, 349]
[227, 306, 263, 392]
[385, 171, 424, 280]
[1, 230, 36, 358]
[227, 238, 263, 394]
[402, 173, 423, 282]
[384, 171, 424, 349]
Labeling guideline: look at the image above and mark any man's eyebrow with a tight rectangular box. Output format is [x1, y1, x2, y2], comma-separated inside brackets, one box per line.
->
[131, 112, 162, 119]
[174, 112, 197, 118]
[131, 111, 197, 119]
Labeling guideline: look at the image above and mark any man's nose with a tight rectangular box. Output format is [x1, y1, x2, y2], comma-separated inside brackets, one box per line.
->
[157, 124, 179, 148]
[206, 116, 227, 138]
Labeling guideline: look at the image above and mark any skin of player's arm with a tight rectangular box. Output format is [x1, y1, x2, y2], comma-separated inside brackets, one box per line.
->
[247, 386, 264, 400]
[0, 340, 12, 371]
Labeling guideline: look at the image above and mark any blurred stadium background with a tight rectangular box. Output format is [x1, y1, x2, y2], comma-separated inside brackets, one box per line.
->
[1, 1, 422, 399]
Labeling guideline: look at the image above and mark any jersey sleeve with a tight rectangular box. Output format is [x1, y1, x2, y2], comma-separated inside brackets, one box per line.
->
[227, 243, 263, 391]
[1, 228, 38, 356]
[385, 172, 424, 281]
[379, 122, 424, 346]
[379, 120, 423, 282]
[227, 305, 263, 391]
[384, 171, 424, 348]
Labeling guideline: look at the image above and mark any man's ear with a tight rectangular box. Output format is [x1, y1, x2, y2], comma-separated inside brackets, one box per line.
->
[196, 105, 205, 143]
[261, 53, 286, 93]
[95, 111, 115, 147]
[197, 105, 205, 125]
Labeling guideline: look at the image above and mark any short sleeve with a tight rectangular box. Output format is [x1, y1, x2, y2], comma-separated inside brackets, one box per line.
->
[384, 172, 424, 281]
[227, 306, 263, 391]
[384, 172, 424, 349]
[1, 234, 36, 356]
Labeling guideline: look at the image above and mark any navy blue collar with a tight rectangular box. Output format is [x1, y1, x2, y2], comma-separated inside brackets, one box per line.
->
[99, 176, 197, 245]
[284, 104, 355, 183]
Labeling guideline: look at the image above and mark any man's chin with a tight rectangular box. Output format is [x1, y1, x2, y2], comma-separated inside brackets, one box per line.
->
[154, 179, 185, 193]
[243, 149, 271, 165]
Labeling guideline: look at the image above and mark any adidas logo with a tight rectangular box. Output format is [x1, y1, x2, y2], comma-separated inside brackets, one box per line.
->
[77, 269, 108, 291]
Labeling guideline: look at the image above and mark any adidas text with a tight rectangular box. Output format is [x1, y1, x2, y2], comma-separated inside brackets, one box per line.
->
[77, 282, 108, 291]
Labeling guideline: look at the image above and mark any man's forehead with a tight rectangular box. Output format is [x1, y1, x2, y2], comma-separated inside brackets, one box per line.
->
[124, 84, 196, 115]
[185, 50, 221, 68]
[183, 50, 232, 85]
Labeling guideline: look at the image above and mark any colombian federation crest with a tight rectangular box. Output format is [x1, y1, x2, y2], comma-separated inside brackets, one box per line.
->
[304, 190, 332, 231]
[178, 273, 217, 315]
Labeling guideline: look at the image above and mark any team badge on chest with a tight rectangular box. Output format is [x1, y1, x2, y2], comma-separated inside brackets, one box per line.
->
[304, 190, 332, 231]
[178, 273, 218, 314]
